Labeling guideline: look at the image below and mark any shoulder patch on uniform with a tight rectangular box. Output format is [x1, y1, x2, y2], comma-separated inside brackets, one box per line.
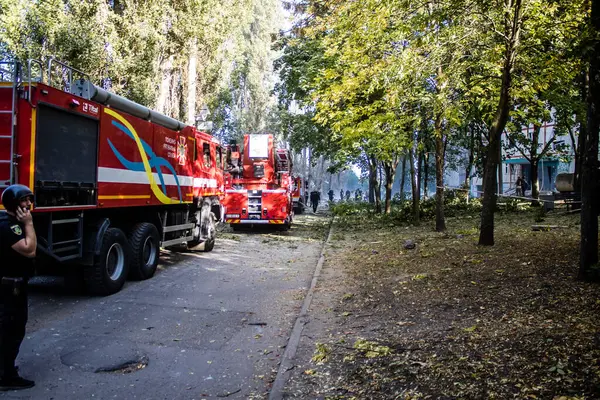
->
[10, 225, 22, 235]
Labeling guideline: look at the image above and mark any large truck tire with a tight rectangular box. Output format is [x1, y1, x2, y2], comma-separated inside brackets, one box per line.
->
[187, 203, 216, 252]
[85, 227, 130, 296]
[128, 223, 160, 280]
[201, 215, 216, 252]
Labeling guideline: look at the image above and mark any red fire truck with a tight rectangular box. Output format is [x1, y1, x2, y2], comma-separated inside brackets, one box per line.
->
[222, 134, 293, 230]
[0, 59, 224, 295]
[291, 176, 307, 214]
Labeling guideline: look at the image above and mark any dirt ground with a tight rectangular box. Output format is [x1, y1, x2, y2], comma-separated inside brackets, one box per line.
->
[282, 208, 600, 400]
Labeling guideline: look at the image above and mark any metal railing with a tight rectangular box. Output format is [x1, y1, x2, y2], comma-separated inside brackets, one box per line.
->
[47, 57, 90, 93]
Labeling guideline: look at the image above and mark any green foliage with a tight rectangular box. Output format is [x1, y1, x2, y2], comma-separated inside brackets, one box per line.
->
[501, 198, 522, 213]
[353, 339, 392, 358]
[330, 202, 374, 217]
[276, 0, 587, 234]
[312, 343, 331, 364]
[0, 0, 283, 135]
[331, 191, 482, 223]
[534, 205, 547, 223]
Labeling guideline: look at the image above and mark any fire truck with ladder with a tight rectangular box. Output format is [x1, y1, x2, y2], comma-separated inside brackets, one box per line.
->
[222, 134, 293, 230]
[0, 59, 225, 295]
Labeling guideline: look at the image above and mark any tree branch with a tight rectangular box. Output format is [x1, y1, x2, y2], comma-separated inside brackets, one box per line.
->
[567, 124, 578, 154]
[538, 136, 556, 159]
[505, 132, 532, 163]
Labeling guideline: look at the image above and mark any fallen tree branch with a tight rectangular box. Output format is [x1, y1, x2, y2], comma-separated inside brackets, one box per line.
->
[531, 225, 569, 231]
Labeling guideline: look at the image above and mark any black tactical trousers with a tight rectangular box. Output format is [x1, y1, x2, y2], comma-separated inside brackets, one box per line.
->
[0, 286, 28, 379]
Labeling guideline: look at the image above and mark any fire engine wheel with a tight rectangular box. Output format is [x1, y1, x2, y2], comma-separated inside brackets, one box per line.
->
[280, 221, 291, 231]
[201, 213, 216, 252]
[128, 223, 160, 281]
[187, 206, 216, 252]
[85, 228, 130, 296]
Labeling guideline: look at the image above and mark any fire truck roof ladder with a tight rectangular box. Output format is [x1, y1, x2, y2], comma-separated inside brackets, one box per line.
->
[0, 61, 19, 188]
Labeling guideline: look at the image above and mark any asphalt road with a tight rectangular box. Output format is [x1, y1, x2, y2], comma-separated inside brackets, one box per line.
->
[2, 216, 327, 400]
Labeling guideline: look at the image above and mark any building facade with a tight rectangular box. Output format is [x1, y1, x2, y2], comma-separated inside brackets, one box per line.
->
[469, 121, 575, 197]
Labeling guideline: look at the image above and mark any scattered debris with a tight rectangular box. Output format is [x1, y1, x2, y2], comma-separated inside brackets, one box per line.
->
[216, 388, 241, 397]
[284, 211, 598, 399]
[94, 356, 149, 374]
[531, 225, 568, 231]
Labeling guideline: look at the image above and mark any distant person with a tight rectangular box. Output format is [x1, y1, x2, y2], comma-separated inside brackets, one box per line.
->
[340, 189, 344, 201]
[354, 190, 360, 201]
[345, 190, 351, 201]
[328, 189, 334, 202]
[310, 190, 321, 213]
[515, 177, 523, 197]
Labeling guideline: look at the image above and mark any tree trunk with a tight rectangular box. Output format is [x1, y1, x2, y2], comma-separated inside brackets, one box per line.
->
[530, 125, 541, 206]
[480, 135, 500, 245]
[306, 147, 311, 189]
[530, 160, 539, 205]
[383, 158, 399, 214]
[579, 0, 600, 280]
[497, 137, 503, 195]
[374, 175, 382, 213]
[314, 156, 326, 190]
[479, 0, 522, 246]
[369, 155, 382, 213]
[186, 39, 197, 125]
[465, 123, 475, 189]
[435, 121, 446, 232]
[423, 151, 430, 200]
[575, 71, 589, 193]
[368, 155, 375, 203]
[410, 146, 420, 225]
[379, 164, 383, 201]
[417, 151, 423, 200]
[156, 54, 174, 114]
[172, 67, 183, 120]
[400, 155, 407, 200]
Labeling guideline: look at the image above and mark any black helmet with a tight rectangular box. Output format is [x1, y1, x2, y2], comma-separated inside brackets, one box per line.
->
[1, 184, 33, 212]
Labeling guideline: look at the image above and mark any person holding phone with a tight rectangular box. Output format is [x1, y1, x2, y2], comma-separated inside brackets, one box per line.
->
[0, 184, 36, 390]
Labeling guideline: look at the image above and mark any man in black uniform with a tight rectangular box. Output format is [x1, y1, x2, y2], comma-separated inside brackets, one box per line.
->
[0, 184, 36, 390]
[309, 190, 320, 213]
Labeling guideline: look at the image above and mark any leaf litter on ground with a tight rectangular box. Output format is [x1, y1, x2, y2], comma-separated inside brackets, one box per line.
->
[284, 209, 600, 399]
